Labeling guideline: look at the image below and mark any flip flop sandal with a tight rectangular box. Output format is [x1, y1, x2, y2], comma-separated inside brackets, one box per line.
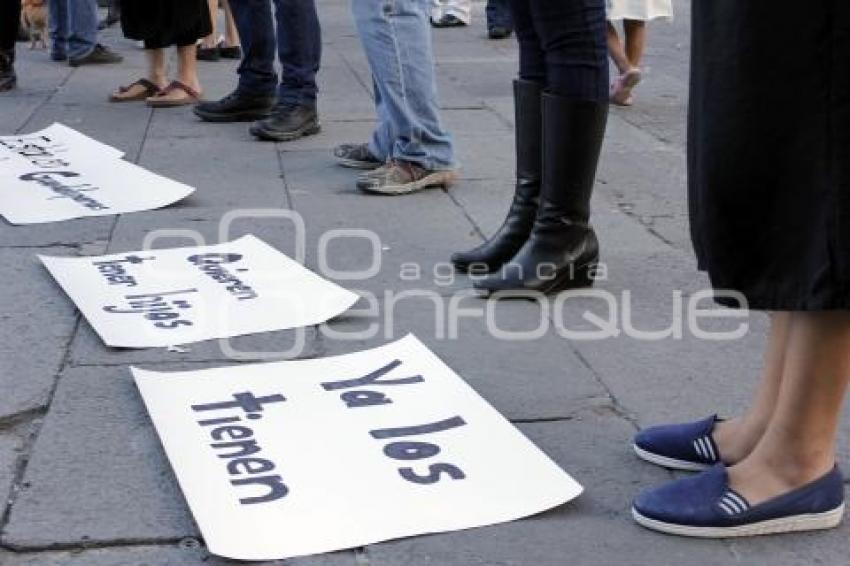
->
[146, 81, 202, 108]
[612, 68, 642, 106]
[109, 78, 161, 103]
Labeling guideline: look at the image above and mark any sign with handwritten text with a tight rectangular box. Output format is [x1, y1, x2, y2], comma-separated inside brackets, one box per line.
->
[40, 235, 359, 348]
[0, 123, 193, 224]
[133, 335, 582, 561]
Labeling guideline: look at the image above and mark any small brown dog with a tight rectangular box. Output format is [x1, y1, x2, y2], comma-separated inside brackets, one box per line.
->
[21, 0, 49, 50]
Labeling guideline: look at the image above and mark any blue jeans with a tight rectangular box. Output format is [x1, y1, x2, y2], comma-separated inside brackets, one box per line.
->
[229, 0, 321, 106]
[351, 0, 455, 171]
[48, 0, 98, 59]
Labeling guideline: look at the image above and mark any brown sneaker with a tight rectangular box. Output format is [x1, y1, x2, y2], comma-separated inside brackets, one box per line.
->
[356, 160, 457, 195]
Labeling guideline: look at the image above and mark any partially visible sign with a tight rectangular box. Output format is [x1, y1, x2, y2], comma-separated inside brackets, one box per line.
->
[0, 123, 193, 224]
[133, 335, 582, 561]
[41, 235, 359, 348]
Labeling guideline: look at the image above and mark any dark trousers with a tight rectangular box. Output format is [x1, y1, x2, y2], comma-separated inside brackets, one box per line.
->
[510, 0, 608, 101]
[229, 0, 321, 106]
[1, 0, 22, 50]
[486, 0, 512, 30]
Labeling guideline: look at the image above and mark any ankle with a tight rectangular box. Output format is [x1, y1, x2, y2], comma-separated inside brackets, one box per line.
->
[713, 417, 765, 464]
[176, 75, 201, 91]
[149, 73, 168, 88]
[750, 448, 835, 488]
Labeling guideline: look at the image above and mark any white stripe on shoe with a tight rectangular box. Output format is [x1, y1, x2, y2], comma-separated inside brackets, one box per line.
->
[703, 437, 718, 462]
[718, 501, 736, 515]
[698, 438, 710, 460]
[719, 494, 744, 515]
[693, 439, 706, 459]
[724, 492, 750, 514]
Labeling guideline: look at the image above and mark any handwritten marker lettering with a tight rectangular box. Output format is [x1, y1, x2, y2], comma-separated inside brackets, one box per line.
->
[191, 392, 290, 505]
[322, 361, 468, 485]
[18, 171, 108, 211]
[103, 288, 197, 329]
[92, 255, 154, 287]
[0, 135, 71, 168]
[187, 253, 259, 301]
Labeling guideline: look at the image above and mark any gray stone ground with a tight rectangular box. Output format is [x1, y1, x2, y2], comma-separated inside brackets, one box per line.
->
[1, 1, 848, 564]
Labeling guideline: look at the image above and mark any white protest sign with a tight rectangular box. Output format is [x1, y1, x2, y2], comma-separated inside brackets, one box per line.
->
[133, 335, 582, 561]
[0, 123, 125, 164]
[0, 123, 193, 224]
[40, 235, 359, 348]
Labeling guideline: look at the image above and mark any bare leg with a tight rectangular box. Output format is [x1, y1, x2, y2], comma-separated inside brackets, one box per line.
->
[175, 45, 202, 93]
[606, 22, 632, 75]
[201, 0, 219, 49]
[713, 312, 790, 464]
[221, 0, 240, 48]
[728, 311, 850, 505]
[148, 48, 168, 87]
[623, 19, 647, 69]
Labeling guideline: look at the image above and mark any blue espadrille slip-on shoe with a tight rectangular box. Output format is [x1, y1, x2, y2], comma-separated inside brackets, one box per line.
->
[633, 415, 722, 471]
[632, 464, 845, 538]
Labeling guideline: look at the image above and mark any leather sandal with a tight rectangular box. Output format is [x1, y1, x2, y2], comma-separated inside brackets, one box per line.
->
[109, 78, 162, 103]
[146, 81, 202, 108]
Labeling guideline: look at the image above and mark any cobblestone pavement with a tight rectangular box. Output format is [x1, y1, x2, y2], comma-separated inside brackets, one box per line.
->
[1, 1, 848, 564]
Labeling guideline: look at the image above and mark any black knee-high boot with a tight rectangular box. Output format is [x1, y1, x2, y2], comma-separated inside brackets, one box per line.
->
[451, 79, 542, 273]
[474, 92, 607, 294]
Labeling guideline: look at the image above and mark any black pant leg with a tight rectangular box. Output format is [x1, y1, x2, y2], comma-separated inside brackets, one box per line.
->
[1, 0, 22, 50]
[510, 0, 545, 84]
[527, 0, 608, 101]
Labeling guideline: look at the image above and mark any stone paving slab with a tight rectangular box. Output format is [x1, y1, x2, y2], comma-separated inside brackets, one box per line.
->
[1, 365, 195, 548]
[276, 120, 376, 153]
[0, 426, 27, 509]
[365, 416, 735, 566]
[21, 102, 150, 163]
[0, 249, 79, 420]
[290, 186, 482, 296]
[453, 133, 515, 181]
[103, 207, 297, 257]
[2, 545, 355, 566]
[319, 296, 607, 420]
[0, 96, 51, 135]
[0, 218, 113, 249]
[278, 149, 365, 194]
[138, 128, 287, 209]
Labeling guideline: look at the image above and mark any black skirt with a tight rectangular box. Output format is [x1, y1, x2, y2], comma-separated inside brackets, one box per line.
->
[121, 0, 212, 49]
[688, 2, 850, 311]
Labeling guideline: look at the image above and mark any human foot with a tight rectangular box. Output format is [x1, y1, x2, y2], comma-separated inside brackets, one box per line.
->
[610, 67, 641, 106]
[633, 464, 844, 538]
[146, 81, 202, 108]
[634, 415, 722, 470]
[109, 78, 165, 102]
[727, 452, 838, 506]
[634, 413, 771, 471]
[711, 417, 769, 466]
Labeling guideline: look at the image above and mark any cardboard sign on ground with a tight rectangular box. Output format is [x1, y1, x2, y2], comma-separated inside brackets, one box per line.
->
[133, 335, 583, 561]
[0, 123, 193, 224]
[41, 235, 359, 348]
